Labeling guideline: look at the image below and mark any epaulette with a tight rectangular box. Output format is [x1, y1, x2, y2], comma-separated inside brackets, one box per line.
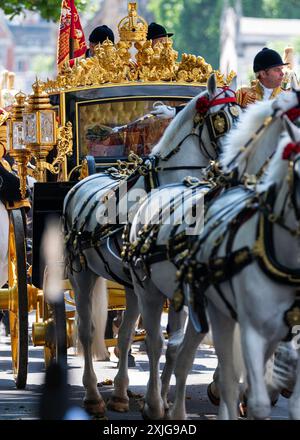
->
[236, 84, 259, 108]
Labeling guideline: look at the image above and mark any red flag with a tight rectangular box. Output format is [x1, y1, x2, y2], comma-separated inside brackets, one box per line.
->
[57, 0, 87, 71]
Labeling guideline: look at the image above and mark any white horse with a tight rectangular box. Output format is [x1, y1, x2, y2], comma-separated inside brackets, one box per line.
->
[128, 91, 300, 419]
[197, 120, 300, 420]
[63, 73, 239, 416]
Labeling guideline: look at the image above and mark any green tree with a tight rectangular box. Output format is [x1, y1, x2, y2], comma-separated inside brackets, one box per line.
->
[148, 0, 300, 69]
[0, 0, 88, 22]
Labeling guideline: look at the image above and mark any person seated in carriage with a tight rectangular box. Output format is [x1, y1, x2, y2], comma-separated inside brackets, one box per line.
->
[69, 25, 115, 67]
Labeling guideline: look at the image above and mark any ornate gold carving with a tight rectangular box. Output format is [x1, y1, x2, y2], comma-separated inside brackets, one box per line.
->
[9, 149, 31, 199]
[214, 70, 237, 87]
[116, 150, 144, 177]
[177, 53, 212, 83]
[0, 108, 9, 126]
[43, 13, 237, 93]
[39, 121, 73, 175]
[79, 158, 89, 180]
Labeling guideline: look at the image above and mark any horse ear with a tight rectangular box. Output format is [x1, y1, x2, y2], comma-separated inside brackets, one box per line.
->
[283, 114, 300, 142]
[207, 73, 217, 99]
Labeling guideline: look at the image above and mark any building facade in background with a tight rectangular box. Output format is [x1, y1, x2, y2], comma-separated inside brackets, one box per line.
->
[0, 11, 56, 93]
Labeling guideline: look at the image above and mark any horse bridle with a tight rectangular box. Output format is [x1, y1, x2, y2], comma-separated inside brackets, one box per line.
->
[288, 152, 300, 222]
[161, 86, 239, 163]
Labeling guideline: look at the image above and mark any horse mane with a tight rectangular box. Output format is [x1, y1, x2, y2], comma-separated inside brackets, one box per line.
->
[257, 132, 291, 193]
[220, 100, 275, 171]
[151, 92, 203, 159]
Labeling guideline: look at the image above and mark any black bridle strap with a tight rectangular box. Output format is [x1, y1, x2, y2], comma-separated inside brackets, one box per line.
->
[155, 165, 207, 171]
[160, 132, 200, 161]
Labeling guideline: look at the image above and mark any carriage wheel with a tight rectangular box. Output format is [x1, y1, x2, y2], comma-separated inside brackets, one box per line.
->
[8, 209, 28, 389]
[42, 268, 67, 369]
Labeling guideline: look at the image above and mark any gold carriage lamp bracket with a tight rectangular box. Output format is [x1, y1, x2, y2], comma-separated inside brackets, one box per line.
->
[5, 91, 31, 201]
[22, 78, 73, 182]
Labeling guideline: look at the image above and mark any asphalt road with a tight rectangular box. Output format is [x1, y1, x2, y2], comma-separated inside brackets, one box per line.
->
[0, 313, 290, 421]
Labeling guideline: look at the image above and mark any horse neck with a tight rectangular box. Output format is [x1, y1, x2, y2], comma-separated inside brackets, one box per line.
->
[152, 123, 217, 187]
[271, 179, 300, 269]
[238, 116, 283, 178]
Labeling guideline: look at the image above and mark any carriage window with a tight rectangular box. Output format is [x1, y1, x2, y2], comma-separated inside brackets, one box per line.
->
[78, 99, 187, 158]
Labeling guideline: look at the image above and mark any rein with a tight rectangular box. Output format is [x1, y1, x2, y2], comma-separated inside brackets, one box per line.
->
[227, 110, 276, 169]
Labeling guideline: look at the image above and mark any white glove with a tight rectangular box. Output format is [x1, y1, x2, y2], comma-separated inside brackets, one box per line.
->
[272, 91, 299, 115]
[151, 104, 176, 119]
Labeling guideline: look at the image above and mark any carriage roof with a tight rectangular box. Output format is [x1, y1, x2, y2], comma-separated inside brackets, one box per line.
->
[42, 2, 235, 173]
[44, 2, 235, 94]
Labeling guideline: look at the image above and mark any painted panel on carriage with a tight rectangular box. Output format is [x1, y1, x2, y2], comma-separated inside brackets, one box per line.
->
[78, 98, 186, 158]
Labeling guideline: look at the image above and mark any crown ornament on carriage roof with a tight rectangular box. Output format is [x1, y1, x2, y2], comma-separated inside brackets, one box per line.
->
[42, 2, 236, 93]
[118, 2, 148, 42]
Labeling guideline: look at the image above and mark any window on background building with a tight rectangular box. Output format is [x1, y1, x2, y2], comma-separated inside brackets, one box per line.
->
[17, 59, 27, 72]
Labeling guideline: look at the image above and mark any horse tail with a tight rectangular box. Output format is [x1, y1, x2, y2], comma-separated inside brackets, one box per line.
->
[75, 276, 109, 361]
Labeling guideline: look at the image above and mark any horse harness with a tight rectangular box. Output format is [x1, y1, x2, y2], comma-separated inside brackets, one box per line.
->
[175, 182, 300, 337]
[63, 88, 238, 286]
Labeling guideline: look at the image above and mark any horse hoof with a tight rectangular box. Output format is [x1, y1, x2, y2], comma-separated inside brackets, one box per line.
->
[83, 399, 106, 416]
[142, 403, 165, 420]
[281, 388, 292, 399]
[207, 382, 220, 406]
[107, 395, 129, 413]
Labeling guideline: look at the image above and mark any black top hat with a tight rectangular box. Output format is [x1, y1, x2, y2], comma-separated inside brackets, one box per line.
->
[147, 22, 173, 40]
[253, 47, 287, 73]
[89, 25, 115, 44]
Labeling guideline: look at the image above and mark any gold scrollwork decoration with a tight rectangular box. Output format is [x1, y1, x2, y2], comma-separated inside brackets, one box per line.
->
[39, 121, 73, 175]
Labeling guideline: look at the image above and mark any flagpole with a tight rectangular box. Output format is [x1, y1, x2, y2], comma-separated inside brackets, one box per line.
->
[69, 0, 75, 59]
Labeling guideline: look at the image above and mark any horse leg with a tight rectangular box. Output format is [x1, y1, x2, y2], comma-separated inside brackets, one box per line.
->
[131, 274, 166, 419]
[208, 301, 240, 420]
[68, 268, 106, 416]
[169, 317, 204, 420]
[161, 304, 187, 411]
[108, 286, 140, 412]
[240, 326, 271, 419]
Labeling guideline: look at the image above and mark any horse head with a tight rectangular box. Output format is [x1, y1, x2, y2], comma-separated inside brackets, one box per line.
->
[151, 73, 239, 184]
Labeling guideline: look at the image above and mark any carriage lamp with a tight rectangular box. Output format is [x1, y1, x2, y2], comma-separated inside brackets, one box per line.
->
[6, 91, 32, 199]
[22, 79, 57, 182]
[22, 79, 73, 182]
